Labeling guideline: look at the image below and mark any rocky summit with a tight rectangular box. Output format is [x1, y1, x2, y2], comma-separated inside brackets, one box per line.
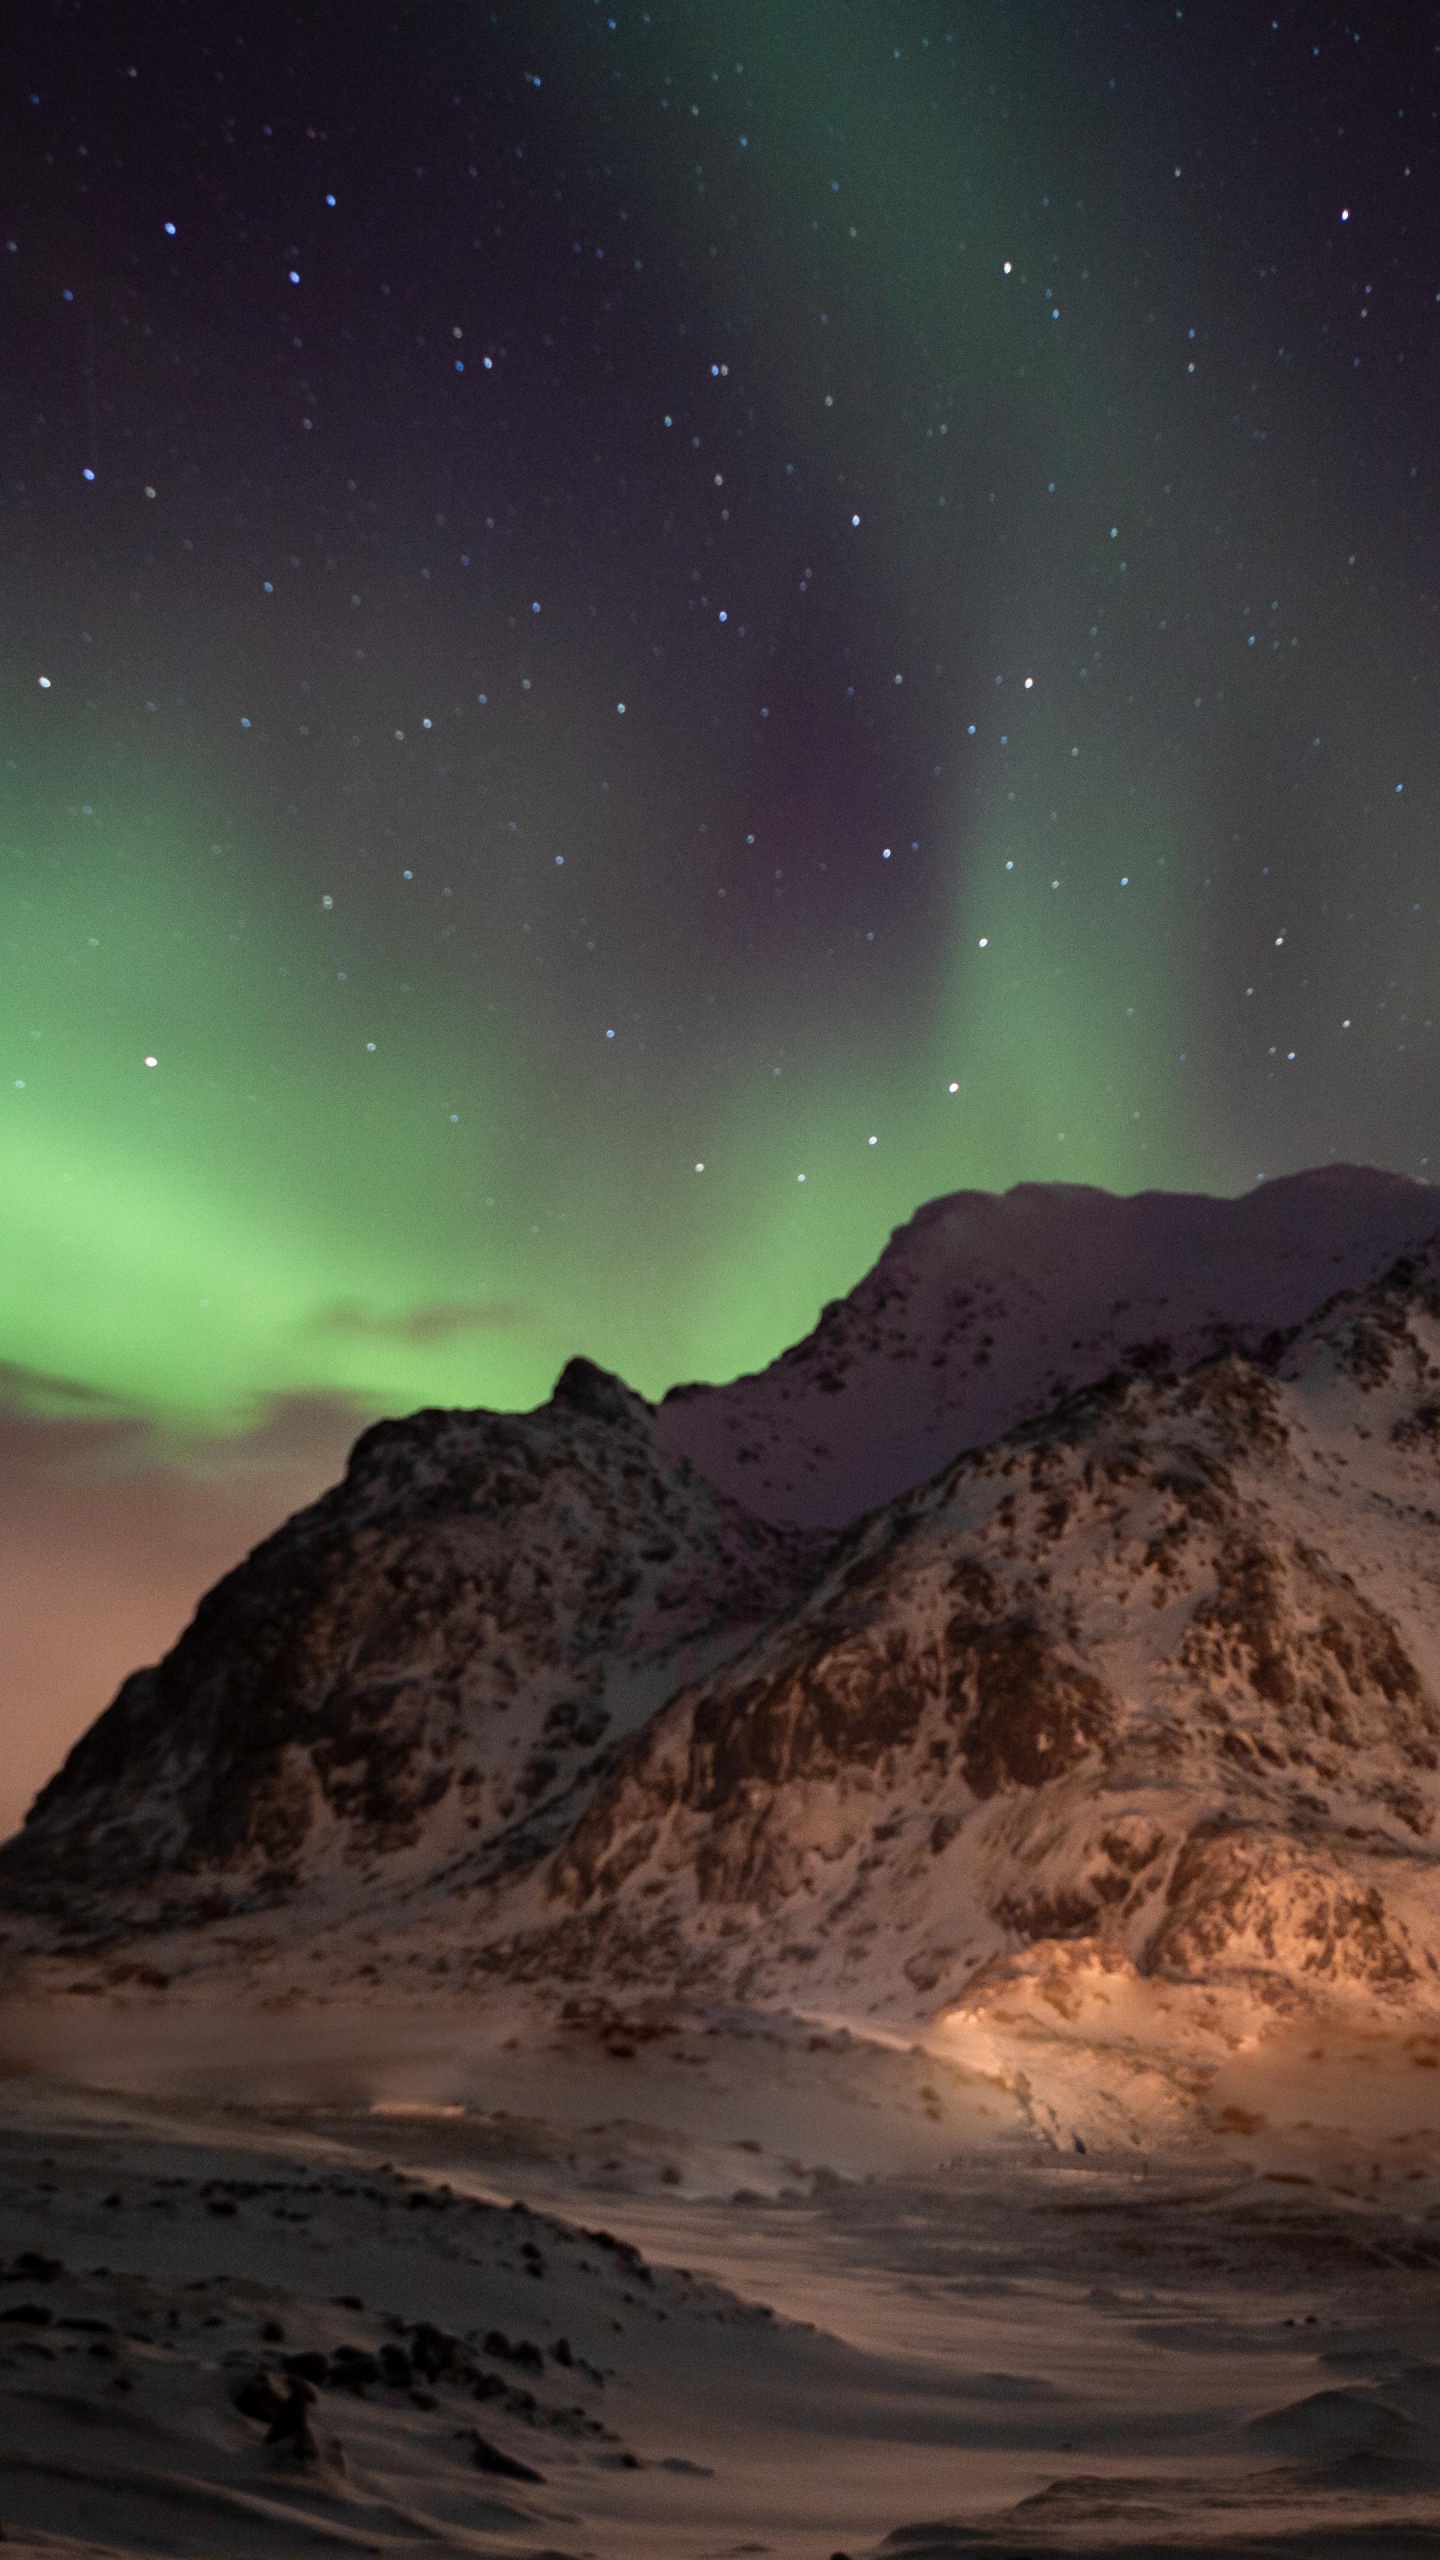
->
[0, 1357, 823, 1927]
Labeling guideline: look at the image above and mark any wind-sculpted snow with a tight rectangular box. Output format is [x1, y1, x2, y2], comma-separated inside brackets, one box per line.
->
[0, 1358, 824, 1925]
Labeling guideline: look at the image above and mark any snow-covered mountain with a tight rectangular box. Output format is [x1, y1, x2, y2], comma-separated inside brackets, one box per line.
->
[656, 1164, 1439, 1526]
[0, 1358, 823, 1925]
[6, 1168, 1440, 2086]
[511, 1234, 1440, 2032]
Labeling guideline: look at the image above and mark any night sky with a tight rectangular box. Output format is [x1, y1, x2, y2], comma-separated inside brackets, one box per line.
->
[2, 0, 1437, 1440]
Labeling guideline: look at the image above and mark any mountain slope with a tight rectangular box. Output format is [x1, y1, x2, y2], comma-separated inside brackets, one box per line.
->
[656, 1165, 1439, 1526]
[0, 1359, 823, 1925]
[496, 1239, 1440, 2030]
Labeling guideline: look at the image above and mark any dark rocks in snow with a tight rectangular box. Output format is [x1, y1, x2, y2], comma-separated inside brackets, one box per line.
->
[281, 2349, 329, 2386]
[328, 2344, 382, 2392]
[234, 2366, 319, 2456]
[470, 2429, 544, 2482]
[484, 2328, 546, 2371]
[2, 2254, 63, 2285]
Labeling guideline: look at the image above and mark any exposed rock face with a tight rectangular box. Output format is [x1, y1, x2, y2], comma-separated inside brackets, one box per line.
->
[655, 1164, 1440, 1527]
[0, 1359, 823, 1924]
[504, 1244, 1440, 2020]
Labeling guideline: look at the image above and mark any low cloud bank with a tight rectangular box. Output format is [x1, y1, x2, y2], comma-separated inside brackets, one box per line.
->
[0, 1387, 369, 1843]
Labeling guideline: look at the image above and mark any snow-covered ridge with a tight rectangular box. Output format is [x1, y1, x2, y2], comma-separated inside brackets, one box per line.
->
[656, 1164, 1440, 1526]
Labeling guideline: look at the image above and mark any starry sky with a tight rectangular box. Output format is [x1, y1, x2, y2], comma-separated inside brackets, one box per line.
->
[2, 2, 1439, 1824]
[4, 0, 1437, 1441]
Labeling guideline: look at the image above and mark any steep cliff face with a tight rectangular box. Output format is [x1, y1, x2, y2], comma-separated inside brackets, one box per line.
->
[655, 1164, 1440, 1527]
[504, 1245, 1440, 2022]
[0, 1359, 823, 1924]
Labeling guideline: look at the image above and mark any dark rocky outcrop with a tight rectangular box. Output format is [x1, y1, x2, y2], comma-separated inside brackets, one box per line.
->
[0, 1363, 823, 1925]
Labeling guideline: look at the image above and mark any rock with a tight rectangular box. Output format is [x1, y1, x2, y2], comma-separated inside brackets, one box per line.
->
[484, 2328, 545, 2371]
[282, 2349, 330, 2385]
[328, 2344, 381, 2393]
[407, 2321, 461, 2381]
[234, 2368, 290, 2423]
[234, 2365, 318, 2453]
[471, 2431, 544, 2482]
[0, 1363, 822, 1928]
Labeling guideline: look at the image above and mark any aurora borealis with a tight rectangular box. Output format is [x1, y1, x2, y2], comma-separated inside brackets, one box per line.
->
[2, 2, 1438, 1817]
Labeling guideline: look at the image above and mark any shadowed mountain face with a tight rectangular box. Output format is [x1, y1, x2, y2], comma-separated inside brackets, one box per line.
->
[4, 1175, 1440, 2051]
[0, 1359, 824, 1921]
[656, 1164, 1440, 1527]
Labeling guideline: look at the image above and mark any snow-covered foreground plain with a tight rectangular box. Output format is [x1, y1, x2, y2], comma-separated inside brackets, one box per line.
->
[4, 2003, 1440, 2557]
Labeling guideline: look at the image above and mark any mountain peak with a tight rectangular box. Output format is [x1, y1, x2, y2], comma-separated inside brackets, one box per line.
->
[551, 1355, 651, 1425]
[656, 1166, 1440, 1527]
[0, 1368, 820, 1923]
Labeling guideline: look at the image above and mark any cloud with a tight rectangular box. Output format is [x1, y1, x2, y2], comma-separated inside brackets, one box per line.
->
[0, 1367, 375, 1486]
[0, 1325, 527, 1846]
[0, 1358, 143, 1426]
[0, 1384, 373, 1848]
[314, 1299, 530, 1347]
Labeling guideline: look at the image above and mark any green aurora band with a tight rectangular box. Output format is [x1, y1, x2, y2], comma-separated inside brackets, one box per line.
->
[3, 1, 1433, 1438]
